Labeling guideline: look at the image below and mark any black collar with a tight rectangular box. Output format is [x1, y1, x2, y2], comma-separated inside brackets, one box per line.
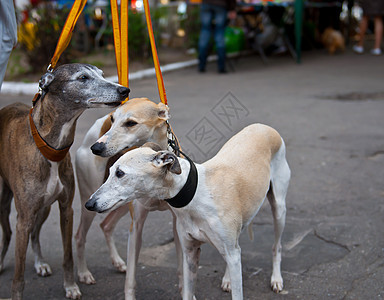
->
[164, 156, 198, 208]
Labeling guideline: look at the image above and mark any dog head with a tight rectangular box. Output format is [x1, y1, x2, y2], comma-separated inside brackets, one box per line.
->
[90, 98, 170, 157]
[40, 63, 129, 108]
[85, 146, 181, 213]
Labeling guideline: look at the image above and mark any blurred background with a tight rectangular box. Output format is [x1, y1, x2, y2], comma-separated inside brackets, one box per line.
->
[5, 0, 368, 82]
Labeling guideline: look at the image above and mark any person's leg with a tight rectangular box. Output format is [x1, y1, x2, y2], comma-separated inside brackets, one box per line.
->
[373, 16, 383, 50]
[198, 4, 213, 72]
[353, 15, 369, 53]
[213, 6, 228, 73]
[358, 15, 369, 47]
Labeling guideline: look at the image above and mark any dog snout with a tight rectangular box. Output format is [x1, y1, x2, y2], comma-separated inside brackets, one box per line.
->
[118, 87, 130, 99]
[91, 142, 105, 156]
[85, 198, 97, 211]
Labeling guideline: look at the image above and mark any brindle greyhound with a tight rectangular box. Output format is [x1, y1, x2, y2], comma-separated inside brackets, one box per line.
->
[0, 63, 129, 299]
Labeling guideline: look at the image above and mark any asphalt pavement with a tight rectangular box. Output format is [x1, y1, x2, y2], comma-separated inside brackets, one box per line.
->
[0, 48, 384, 300]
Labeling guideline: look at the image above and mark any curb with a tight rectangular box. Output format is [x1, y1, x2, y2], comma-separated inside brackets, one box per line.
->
[1, 51, 248, 95]
[1, 58, 201, 96]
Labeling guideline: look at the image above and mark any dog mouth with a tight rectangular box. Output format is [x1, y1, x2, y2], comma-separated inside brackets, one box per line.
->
[88, 100, 122, 107]
[102, 199, 125, 213]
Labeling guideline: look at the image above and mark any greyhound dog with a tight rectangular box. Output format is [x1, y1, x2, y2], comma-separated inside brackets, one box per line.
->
[74, 98, 184, 298]
[86, 124, 290, 299]
[0, 63, 129, 299]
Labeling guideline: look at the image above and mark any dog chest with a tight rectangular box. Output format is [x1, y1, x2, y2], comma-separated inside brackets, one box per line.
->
[44, 162, 64, 204]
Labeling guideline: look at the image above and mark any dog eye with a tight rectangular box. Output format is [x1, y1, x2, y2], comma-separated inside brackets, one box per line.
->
[78, 75, 88, 81]
[110, 115, 114, 123]
[124, 120, 137, 127]
[115, 168, 125, 178]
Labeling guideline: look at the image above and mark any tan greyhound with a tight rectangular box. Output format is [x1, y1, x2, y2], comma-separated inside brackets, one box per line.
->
[74, 98, 185, 299]
[86, 124, 290, 299]
[0, 63, 129, 299]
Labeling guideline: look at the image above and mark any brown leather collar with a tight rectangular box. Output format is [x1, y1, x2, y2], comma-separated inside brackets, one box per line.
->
[29, 108, 72, 162]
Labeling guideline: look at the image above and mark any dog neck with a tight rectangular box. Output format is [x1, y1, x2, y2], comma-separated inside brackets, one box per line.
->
[30, 95, 84, 151]
[164, 157, 198, 208]
[152, 122, 169, 149]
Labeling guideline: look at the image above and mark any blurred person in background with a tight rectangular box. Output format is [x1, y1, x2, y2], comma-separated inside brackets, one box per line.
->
[353, 0, 383, 55]
[198, 0, 237, 73]
[0, 0, 18, 90]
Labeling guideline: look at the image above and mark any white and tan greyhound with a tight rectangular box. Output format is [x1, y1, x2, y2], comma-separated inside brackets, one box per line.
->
[0, 63, 129, 299]
[74, 98, 186, 298]
[86, 124, 290, 299]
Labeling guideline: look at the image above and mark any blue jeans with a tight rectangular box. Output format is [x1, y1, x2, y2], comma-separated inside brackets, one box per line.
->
[198, 3, 227, 72]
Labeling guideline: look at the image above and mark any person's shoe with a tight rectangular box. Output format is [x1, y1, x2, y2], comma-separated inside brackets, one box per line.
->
[218, 69, 227, 74]
[370, 48, 382, 56]
[352, 45, 364, 54]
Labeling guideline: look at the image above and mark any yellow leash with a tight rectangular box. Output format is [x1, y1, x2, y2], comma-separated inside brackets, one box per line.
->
[143, 0, 168, 105]
[48, 0, 87, 71]
[111, 0, 129, 98]
[48, 0, 165, 106]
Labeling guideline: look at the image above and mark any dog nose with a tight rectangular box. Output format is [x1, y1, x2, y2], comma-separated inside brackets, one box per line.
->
[118, 87, 130, 99]
[85, 199, 97, 211]
[91, 142, 105, 156]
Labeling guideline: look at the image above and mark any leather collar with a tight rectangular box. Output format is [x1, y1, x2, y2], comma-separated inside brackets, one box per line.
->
[29, 108, 72, 162]
[164, 156, 198, 208]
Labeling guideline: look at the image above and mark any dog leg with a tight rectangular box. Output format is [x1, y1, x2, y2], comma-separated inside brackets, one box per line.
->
[170, 210, 184, 293]
[0, 178, 13, 273]
[75, 206, 98, 284]
[222, 245, 243, 300]
[179, 232, 201, 300]
[31, 206, 52, 277]
[267, 186, 285, 293]
[125, 202, 149, 300]
[100, 203, 130, 272]
[12, 206, 34, 300]
[268, 150, 289, 293]
[58, 196, 81, 299]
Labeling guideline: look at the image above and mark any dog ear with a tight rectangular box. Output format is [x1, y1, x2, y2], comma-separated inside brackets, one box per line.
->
[152, 151, 181, 174]
[39, 72, 55, 90]
[157, 102, 170, 121]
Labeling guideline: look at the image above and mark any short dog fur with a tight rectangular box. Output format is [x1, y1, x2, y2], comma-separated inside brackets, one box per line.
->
[86, 124, 290, 299]
[0, 63, 129, 299]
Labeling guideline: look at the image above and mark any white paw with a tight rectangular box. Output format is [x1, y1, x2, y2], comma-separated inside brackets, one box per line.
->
[78, 270, 96, 284]
[35, 262, 52, 277]
[221, 279, 231, 293]
[65, 284, 82, 299]
[271, 275, 284, 293]
[112, 258, 127, 273]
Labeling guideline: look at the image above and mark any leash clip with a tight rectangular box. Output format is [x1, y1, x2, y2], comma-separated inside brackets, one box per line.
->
[46, 64, 53, 73]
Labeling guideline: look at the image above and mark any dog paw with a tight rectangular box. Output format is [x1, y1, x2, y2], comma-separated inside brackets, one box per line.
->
[78, 271, 96, 285]
[65, 283, 82, 299]
[271, 276, 284, 293]
[112, 258, 127, 272]
[35, 262, 52, 277]
[221, 280, 231, 292]
[221, 272, 231, 292]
